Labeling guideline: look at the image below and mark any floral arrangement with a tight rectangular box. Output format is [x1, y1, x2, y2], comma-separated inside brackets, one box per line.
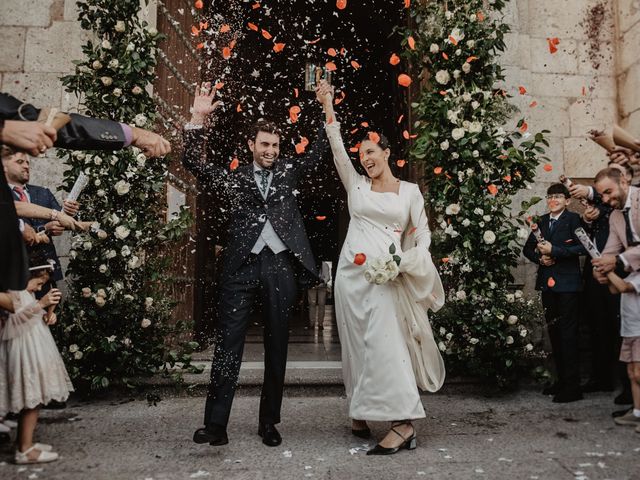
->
[364, 244, 402, 285]
[55, 0, 199, 391]
[403, 0, 549, 386]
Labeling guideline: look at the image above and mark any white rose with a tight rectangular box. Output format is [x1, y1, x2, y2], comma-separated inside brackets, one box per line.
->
[446, 332, 453, 340]
[506, 293, 515, 303]
[435, 70, 450, 85]
[92, 60, 103, 70]
[82, 287, 92, 298]
[452, 128, 465, 140]
[469, 13, 477, 21]
[461, 218, 470, 227]
[132, 86, 143, 95]
[469, 122, 482, 133]
[128, 256, 141, 269]
[136, 153, 146, 167]
[453, 69, 460, 79]
[455, 290, 467, 300]
[74, 351, 83, 360]
[507, 315, 518, 325]
[515, 290, 523, 299]
[462, 62, 471, 73]
[479, 221, 485, 227]
[115, 180, 130, 195]
[387, 261, 400, 281]
[141, 318, 151, 328]
[364, 269, 375, 283]
[469, 338, 479, 345]
[438, 341, 446, 352]
[517, 228, 528, 239]
[110, 213, 120, 225]
[445, 10, 453, 19]
[506, 336, 514, 345]
[452, 152, 459, 159]
[126, 42, 135, 52]
[121, 245, 131, 256]
[108, 59, 119, 69]
[134, 114, 147, 127]
[83, 241, 92, 250]
[462, 93, 472, 102]
[145, 297, 154, 308]
[525, 343, 534, 351]
[472, 150, 479, 158]
[122, 338, 131, 347]
[439, 327, 446, 336]
[94, 179, 101, 187]
[483, 215, 492, 222]
[115, 225, 130, 240]
[467, 40, 476, 48]
[99, 264, 108, 273]
[96, 289, 106, 297]
[97, 230, 107, 239]
[520, 329, 528, 337]
[124, 294, 134, 301]
[374, 270, 389, 285]
[471, 101, 480, 110]
[113, 88, 122, 97]
[101, 76, 113, 86]
[440, 140, 450, 150]
[446, 203, 461, 215]
[106, 249, 117, 259]
[95, 296, 106, 307]
[115, 20, 126, 32]
[483, 230, 496, 244]
[102, 39, 111, 49]
[69, 344, 79, 353]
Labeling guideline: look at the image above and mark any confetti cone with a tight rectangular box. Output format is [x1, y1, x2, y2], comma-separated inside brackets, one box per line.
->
[588, 129, 616, 153]
[613, 125, 640, 153]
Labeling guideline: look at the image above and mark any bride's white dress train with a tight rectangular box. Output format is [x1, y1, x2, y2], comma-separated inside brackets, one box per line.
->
[326, 122, 446, 421]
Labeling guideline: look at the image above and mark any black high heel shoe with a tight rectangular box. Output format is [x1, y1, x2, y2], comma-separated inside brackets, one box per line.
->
[366, 421, 416, 456]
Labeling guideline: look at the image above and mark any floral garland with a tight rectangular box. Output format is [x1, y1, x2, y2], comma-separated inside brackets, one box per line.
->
[403, 0, 549, 386]
[55, 0, 199, 391]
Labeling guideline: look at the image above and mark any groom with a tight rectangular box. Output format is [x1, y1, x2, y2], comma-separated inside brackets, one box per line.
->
[183, 82, 328, 447]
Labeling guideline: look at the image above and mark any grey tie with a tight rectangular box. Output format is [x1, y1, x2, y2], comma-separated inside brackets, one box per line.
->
[258, 169, 270, 195]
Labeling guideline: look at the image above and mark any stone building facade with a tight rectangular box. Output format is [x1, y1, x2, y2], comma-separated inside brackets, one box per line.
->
[0, 0, 639, 290]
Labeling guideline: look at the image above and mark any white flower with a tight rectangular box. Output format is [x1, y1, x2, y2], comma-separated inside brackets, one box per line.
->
[115, 180, 130, 195]
[469, 122, 482, 133]
[106, 249, 117, 259]
[145, 297, 154, 308]
[83, 241, 92, 250]
[133, 114, 147, 127]
[450, 28, 465, 43]
[141, 318, 151, 328]
[121, 245, 131, 256]
[115, 20, 126, 32]
[462, 62, 472, 74]
[122, 338, 131, 347]
[451, 128, 465, 140]
[479, 221, 485, 227]
[482, 215, 491, 222]
[438, 341, 446, 352]
[374, 270, 389, 285]
[506, 336, 514, 345]
[435, 70, 450, 85]
[132, 86, 143, 95]
[471, 100, 480, 110]
[81, 287, 92, 298]
[469, 13, 477, 21]
[108, 59, 119, 69]
[106, 335, 117, 343]
[74, 351, 83, 360]
[462, 218, 470, 227]
[453, 69, 461, 79]
[483, 230, 496, 244]
[430, 43, 440, 53]
[507, 315, 518, 325]
[95, 296, 106, 307]
[506, 293, 515, 303]
[446, 332, 453, 340]
[452, 152, 459, 159]
[115, 225, 130, 240]
[520, 328, 528, 337]
[97, 230, 107, 239]
[462, 120, 471, 130]
[515, 290, 523, 299]
[439, 327, 446, 336]
[469, 338, 479, 345]
[496, 313, 505, 320]
[113, 88, 122, 97]
[517, 228, 528, 239]
[136, 153, 146, 167]
[467, 40, 476, 48]
[446, 203, 461, 215]
[445, 10, 453, 20]
[69, 344, 79, 353]
[126, 42, 135, 52]
[472, 150, 480, 158]
[455, 290, 467, 300]
[99, 264, 108, 273]
[364, 269, 374, 283]
[525, 343, 534, 351]
[101, 39, 111, 49]
[124, 294, 134, 301]
[101, 76, 113, 86]
[92, 60, 103, 70]
[97, 289, 106, 297]
[127, 255, 141, 269]
[440, 140, 450, 150]
[462, 93, 472, 102]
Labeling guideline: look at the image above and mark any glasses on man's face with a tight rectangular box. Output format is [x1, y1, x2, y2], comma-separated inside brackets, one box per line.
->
[546, 194, 566, 200]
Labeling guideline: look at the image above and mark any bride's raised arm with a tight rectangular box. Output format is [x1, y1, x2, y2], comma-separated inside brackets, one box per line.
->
[315, 81, 360, 191]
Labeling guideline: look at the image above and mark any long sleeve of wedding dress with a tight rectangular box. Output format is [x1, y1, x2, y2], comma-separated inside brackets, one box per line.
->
[324, 122, 360, 191]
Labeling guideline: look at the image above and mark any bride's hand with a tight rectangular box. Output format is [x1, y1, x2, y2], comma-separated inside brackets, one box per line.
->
[190, 82, 223, 125]
[315, 80, 334, 106]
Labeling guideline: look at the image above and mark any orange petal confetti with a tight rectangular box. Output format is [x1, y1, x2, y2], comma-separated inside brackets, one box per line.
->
[252, 2, 261, 8]
[294, 88, 299, 98]
[361, 121, 369, 127]
[519, 121, 528, 133]
[191, 25, 200, 36]
[349, 142, 361, 153]
[220, 24, 231, 33]
[448, 35, 458, 46]
[196, 42, 204, 49]
[442, 52, 449, 60]
[325, 61, 337, 71]
[236, 103, 242, 112]
[230, 157, 239, 170]
[327, 48, 338, 57]
[195, 0, 203, 9]
[396, 159, 406, 167]
[222, 46, 232, 59]
[351, 60, 361, 69]
[199, 21, 208, 30]
[214, 82, 224, 90]
[368, 132, 380, 143]
[295, 137, 309, 154]
[289, 105, 301, 123]
[389, 53, 401, 65]
[547, 277, 556, 288]
[543, 163, 553, 172]
[442, 257, 450, 263]
[350, 128, 359, 134]
[273, 43, 285, 53]
[503, 175, 512, 182]
[315, 215, 327, 221]
[402, 130, 410, 140]
[398, 73, 412, 87]
[529, 101, 538, 108]
[307, 37, 321, 44]
[229, 39, 237, 49]
[334, 91, 346, 105]
[261, 29, 272, 40]
[397, 114, 404, 124]
[353, 253, 366, 265]
[518, 86, 527, 95]
[434, 166, 443, 175]
[477, 11, 485, 21]
[247, 22, 258, 31]
[547, 37, 559, 54]
[336, 0, 347, 10]
[408, 36, 416, 49]
[340, 47, 347, 56]
[487, 184, 498, 195]
[466, 56, 478, 63]
[404, 0, 411, 8]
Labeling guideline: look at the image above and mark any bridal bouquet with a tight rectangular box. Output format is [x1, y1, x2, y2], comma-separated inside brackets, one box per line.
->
[364, 244, 402, 285]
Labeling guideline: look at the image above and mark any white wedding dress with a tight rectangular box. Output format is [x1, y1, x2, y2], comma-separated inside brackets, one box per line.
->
[326, 122, 446, 421]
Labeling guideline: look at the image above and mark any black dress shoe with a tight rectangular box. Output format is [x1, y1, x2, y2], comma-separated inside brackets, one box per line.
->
[193, 425, 228, 446]
[552, 390, 583, 403]
[258, 423, 282, 447]
[612, 407, 633, 418]
[352, 427, 372, 439]
[614, 390, 633, 405]
[542, 382, 561, 396]
[581, 381, 614, 393]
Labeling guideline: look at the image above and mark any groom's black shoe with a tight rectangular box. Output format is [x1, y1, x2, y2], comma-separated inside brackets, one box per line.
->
[258, 423, 282, 447]
[193, 424, 228, 446]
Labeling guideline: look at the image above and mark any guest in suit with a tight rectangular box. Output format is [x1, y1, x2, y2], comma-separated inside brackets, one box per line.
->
[523, 183, 586, 403]
[183, 82, 327, 448]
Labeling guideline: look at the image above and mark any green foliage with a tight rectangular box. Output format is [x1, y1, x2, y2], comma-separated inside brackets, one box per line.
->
[404, 0, 548, 386]
[55, 0, 200, 391]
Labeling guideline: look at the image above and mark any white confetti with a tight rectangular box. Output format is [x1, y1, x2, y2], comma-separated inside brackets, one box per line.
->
[304, 466, 312, 470]
[498, 458, 513, 462]
[190, 471, 211, 478]
[417, 472, 426, 476]
[283, 450, 292, 458]
[475, 468, 484, 473]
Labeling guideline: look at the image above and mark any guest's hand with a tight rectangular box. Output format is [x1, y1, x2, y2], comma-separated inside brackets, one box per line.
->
[0, 120, 57, 156]
[593, 267, 609, 284]
[45, 311, 57, 326]
[537, 240, 553, 256]
[315, 80, 334, 106]
[583, 205, 600, 222]
[35, 231, 50, 244]
[608, 146, 633, 165]
[55, 211, 82, 231]
[131, 127, 171, 158]
[62, 199, 80, 216]
[44, 221, 65, 236]
[568, 184, 590, 200]
[189, 82, 223, 125]
[38, 288, 62, 308]
[22, 223, 37, 245]
[540, 254, 555, 266]
[592, 255, 617, 274]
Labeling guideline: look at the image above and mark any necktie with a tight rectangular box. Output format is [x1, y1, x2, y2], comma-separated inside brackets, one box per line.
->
[257, 169, 270, 195]
[548, 218, 557, 234]
[623, 208, 639, 246]
[13, 186, 27, 202]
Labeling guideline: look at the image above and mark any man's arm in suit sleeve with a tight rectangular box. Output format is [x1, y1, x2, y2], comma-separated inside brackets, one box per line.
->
[182, 127, 226, 187]
[550, 215, 587, 258]
[523, 231, 540, 264]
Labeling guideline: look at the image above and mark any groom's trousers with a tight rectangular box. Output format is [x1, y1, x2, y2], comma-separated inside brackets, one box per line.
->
[204, 249, 298, 428]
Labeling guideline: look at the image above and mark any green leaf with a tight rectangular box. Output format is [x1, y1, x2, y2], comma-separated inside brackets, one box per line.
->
[389, 243, 396, 255]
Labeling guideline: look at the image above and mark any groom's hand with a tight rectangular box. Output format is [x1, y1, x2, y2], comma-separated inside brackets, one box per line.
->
[190, 82, 223, 125]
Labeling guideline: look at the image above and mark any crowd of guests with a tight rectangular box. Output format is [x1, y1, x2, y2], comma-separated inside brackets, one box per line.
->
[523, 137, 640, 435]
[0, 92, 171, 463]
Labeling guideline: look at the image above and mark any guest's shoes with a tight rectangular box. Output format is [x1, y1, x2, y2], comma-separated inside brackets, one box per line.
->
[258, 422, 282, 447]
[14, 445, 58, 464]
[193, 425, 228, 446]
[612, 407, 633, 418]
[42, 400, 66, 410]
[613, 411, 640, 427]
[552, 389, 583, 403]
[580, 381, 614, 393]
[367, 422, 416, 456]
[614, 390, 633, 405]
[542, 382, 561, 396]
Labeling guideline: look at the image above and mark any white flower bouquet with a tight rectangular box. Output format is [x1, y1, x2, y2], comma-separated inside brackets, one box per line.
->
[363, 244, 402, 285]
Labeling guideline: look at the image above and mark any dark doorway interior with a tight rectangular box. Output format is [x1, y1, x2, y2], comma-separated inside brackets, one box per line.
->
[193, 1, 407, 353]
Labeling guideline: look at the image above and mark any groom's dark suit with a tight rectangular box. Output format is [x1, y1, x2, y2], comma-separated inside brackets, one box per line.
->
[183, 125, 327, 428]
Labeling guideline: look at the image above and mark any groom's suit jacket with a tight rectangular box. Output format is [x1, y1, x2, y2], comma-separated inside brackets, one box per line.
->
[182, 126, 328, 285]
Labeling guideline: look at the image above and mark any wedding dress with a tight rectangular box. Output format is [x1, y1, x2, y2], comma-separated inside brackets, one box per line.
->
[326, 122, 446, 421]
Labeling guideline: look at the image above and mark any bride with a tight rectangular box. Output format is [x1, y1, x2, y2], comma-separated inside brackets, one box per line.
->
[315, 81, 446, 455]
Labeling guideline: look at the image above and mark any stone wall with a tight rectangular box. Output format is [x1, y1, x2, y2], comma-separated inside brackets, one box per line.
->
[617, 0, 640, 132]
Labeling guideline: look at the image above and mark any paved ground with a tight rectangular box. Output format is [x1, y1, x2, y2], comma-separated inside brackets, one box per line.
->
[1, 385, 639, 480]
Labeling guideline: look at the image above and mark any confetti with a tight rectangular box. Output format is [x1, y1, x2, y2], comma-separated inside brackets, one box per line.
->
[389, 53, 401, 65]
[547, 277, 556, 288]
[434, 166, 443, 174]
[408, 36, 416, 50]
[327, 48, 338, 57]
[350, 60, 361, 69]
[336, 0, 347, 10]
[315, 216, 327, 221]
[547, 37, 560, 54]
[398, 74, 412, 87]
[194, 0, 203, 8]
[529, 101, 538, 108]
[273, 43, 286, 53]
[518, 86, 527, 95]
[396, 159, 406, 167]
[247, 22, 258, 31]
[368, 132, 380, 143]
[261, 29, 272, 40]
[219, 24, 231, 33]
[487, 184, 498, 195]
[230, 158, 239, 170]
[520, 121, 528, 133]
[354, 253, 366, 265]
[442, 52, 449, 60]
[543, 164, 553, 172]
[325, 61, 337, 71]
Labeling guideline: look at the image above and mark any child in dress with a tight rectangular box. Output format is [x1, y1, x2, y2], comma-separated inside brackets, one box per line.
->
[0, 251, 73, 464]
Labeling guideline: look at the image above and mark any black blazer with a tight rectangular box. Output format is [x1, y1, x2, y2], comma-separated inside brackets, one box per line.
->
[523, 210, 586, 292]
[182, 126, 329, 285]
